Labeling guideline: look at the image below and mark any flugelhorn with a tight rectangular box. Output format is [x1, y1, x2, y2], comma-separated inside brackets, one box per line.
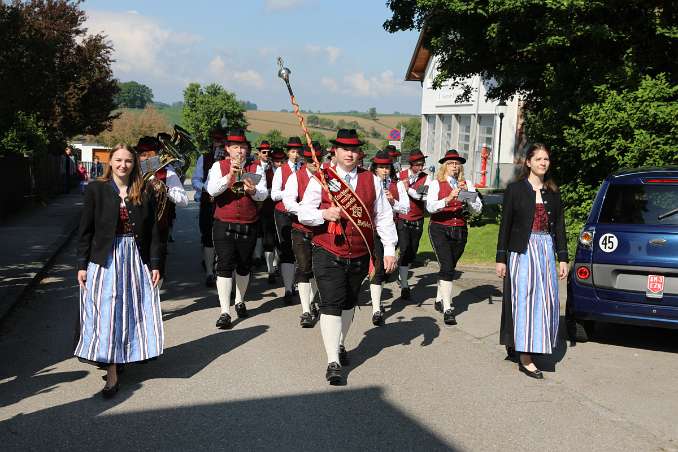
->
[230, 154, 246, 195]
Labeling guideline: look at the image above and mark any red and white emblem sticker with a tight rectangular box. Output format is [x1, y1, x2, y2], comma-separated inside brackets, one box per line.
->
[647, 275, 665, 298]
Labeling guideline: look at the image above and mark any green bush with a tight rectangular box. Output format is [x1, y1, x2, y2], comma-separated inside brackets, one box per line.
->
[0, 112, 48, 157]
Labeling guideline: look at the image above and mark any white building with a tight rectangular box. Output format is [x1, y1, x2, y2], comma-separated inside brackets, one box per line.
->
[69, 141, 110, 163]
[405, 33, 526, 188]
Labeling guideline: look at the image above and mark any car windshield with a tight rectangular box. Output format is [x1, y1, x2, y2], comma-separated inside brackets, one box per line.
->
[599, 184, 678, 225]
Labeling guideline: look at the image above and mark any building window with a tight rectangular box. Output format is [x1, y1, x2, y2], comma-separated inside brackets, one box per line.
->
[457, 115, 471, 160]
[425, 114, 436, 153]
[474, 115, 495, 185]
[440, 115, 453, 153]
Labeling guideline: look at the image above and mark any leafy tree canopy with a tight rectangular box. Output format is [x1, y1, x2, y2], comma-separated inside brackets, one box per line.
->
[0, 0, 119, 152]
[116, 81, 154, 109]
[182, 83, 247, 149]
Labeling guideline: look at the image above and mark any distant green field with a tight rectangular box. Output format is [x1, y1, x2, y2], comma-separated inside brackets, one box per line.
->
[155, 105, 184, 126]
[418, 218, 498, 265]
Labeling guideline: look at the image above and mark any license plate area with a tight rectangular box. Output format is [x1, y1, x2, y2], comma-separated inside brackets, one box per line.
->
[646, 274, 665, 299]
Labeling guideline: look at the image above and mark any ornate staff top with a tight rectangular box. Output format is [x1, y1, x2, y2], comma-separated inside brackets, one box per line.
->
[277, 57, 293, 96]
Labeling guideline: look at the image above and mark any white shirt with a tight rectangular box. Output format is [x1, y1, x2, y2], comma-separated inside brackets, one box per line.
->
[405, 169, 433, 200]
[271, 160, 301, 202]
[205, 159, 268, 202]
[298, 166, 398, 256]
[426, 178, 483, 214]
[164, 166, 189, 207]
[391, 180, 410, 215]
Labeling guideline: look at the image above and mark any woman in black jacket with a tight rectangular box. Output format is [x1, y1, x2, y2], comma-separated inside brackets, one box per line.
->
[495, 143, 568, 379]
[75, 144, 163, 398]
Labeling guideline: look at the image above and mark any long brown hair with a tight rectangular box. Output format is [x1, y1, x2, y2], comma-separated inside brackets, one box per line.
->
[519, 143, 558, 192]
[101, 144, 144, 205]
[436, 160, 465, 183]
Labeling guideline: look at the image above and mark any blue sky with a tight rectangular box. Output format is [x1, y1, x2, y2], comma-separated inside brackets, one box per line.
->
[82, 0, 422, 114]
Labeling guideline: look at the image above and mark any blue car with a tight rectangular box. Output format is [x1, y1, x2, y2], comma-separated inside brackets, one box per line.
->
[566, 167, 678, 342]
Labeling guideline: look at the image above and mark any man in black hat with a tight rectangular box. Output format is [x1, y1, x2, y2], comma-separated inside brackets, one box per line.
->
[192, 127, 227, 287]
[396, 149, 433, 300]
[206, 128, 268, 329]
[282, 141, 323, 327]
[299, 129, 398, 384]
[271, 137, 303, 304]
[253, 140, 277, 283]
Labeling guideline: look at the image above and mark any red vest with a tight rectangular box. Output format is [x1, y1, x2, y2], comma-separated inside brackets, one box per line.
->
[430, 180, 466, 227]
[312, 169, 376, 258]
[274, 163, 297, 213]
[399, 169, 427, 221]
[292, 169, 313, 234]
[213, 159, 260, 224]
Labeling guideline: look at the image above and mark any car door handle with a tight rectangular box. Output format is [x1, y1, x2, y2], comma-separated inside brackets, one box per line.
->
[649, 238, 667, 246]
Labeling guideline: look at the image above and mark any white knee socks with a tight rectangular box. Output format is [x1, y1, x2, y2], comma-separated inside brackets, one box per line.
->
[254, 238, 263, 260]
[320, 314, 342, 364]
[265, 251, 275, 274]
[204, 247, 215, 276]
[339, 308, 354, 346]
[370, 284, 383, 314]
[436, 280, 442, 302]
[298, 281, 312, 314]
[440, 280, 453, 312]
[234, 273, 250, 304]
[281, 263, 295, 292]
[399, 266, 409, 289]
[216, 276, 233, 314]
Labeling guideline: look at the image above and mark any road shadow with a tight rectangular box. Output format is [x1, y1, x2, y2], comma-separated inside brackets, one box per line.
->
[345, 316, 441, 383]
[1, 386, 457, 451]
[580, 321, 678, 354]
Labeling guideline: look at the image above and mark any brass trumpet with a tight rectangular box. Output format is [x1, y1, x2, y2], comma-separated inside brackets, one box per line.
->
[230, 154, 246, 195]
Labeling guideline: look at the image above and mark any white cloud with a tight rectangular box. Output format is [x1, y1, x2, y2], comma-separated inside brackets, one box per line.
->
[264, 0, 305, 12]
[305, 44, 342, 64]
[321, 77, 339, 92]
[344, 72, 371, 96]
[340, 70, 419, 98]
[208, 56, 265, 89]
[85, 10, 201, 79]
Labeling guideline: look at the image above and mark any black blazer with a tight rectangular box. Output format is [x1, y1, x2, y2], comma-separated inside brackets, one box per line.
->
[495, 179, 568, 264]
[77, 180, 161, 271]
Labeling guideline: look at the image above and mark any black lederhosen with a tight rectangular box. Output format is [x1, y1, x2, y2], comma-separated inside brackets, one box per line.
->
[371, 235, 387, 285]
[291, 228, 313, 283]
[259, 200, 277, 252]
[312, 247, 369, 317]
[213, 220, 257, 278]
[397, 218, 424, 266]
[428, 222, 468, 281]
[199, 195, 216, 247]
[274, 210, 295, 264]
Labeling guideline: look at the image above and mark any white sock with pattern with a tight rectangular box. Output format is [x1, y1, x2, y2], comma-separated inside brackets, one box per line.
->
[440, 280, 453, 312]
[265, 251, 274, 274]
[320, 314, 342, 364]
[339, 308, 355, 346]
[298, 282, 312, 314]
[281, 263, 295, 292]
[370, 284, 383, 314]
[399, 266, 409, 288]
[234, 273, 249, 305]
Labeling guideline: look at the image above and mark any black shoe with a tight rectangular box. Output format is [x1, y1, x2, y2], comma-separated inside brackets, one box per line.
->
[268, 273, 276, 285]
[284, 290, 294, 305]
[235, 302, 248, 318]
[434, 300, 443, 313]
[205, 274, 216, 288]
[401, 287, 410, 300]
[339, 345, 349, 366]
[300, 312, 314, 328]
[215, 313, 232, 329]
[310, 303, 320, 320]
[102, 381, 119, 399]
[443, 309, 457, 325]
[518, 363, 544, 379]
[371, 310, 384, 326]
[325, 362, 343, 385]
[505, 346, 519, 363]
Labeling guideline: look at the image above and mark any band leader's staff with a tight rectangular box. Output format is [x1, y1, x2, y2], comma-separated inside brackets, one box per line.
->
[299, 129, 398, 385]
[191, 127, 226, 287]
[397, 150, 432, 300]
[282, 142, 323, 328]
[206, 128, 267, 329]
[426, 150, 482, 325]
[495, 143, 568, 380]
[75, 144, 163, 399]
[369, 150, 409, 326]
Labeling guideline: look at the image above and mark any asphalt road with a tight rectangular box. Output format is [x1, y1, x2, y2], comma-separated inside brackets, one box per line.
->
[1, 193, 677, 451]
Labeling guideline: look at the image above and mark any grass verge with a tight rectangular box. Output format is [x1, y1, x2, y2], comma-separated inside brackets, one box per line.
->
[418, 217, 498, 266]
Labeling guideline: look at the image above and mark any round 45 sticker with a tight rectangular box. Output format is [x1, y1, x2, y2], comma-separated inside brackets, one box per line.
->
[598, 233, 619, 253]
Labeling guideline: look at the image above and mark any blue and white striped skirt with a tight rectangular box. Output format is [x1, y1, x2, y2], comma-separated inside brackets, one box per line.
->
[509, 232, 559, 354]
[75, 235, 164, 364]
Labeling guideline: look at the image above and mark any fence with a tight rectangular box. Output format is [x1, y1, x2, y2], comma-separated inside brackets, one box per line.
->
[0, 153, 75, 219]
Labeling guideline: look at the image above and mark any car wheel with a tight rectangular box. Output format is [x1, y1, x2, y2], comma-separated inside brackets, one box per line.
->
[570, 319, 595, 343]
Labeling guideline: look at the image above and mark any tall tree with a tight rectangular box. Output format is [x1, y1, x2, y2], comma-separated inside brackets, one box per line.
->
[368, 107, 377, 120]
[92, 106, 171, 148]
[182, 83, 247, 149]
[116, 81, 154, 109]
[0, 0, 119, 152]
